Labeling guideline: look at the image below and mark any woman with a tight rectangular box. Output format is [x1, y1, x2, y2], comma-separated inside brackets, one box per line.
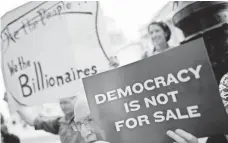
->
[143, 21, 171, 58]
[109, 21, 172, 66]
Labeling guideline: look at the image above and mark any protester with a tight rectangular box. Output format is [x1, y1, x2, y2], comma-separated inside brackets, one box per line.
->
[108, 21, 172, 66]
[73, 95, 106, 143]
[1, 113, 20, 143]
[142, 21, 172, 58]
[14, 94, 84, 143]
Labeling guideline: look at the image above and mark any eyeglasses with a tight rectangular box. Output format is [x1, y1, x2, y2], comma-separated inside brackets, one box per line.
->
[71, 116, 94, 131]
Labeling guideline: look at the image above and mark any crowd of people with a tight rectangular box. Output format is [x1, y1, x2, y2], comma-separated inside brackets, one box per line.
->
[1, 19, 228, 143]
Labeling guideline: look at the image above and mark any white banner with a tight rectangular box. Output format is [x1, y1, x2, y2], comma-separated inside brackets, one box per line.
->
[1, 1, 111, 105]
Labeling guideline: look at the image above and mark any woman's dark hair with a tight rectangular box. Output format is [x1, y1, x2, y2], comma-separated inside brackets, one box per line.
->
[148, 21, 171, 42]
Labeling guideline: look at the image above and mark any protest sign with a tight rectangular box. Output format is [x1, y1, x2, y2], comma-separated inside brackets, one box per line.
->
[1, 1, 111, 105]
[83, 38, 228, 143]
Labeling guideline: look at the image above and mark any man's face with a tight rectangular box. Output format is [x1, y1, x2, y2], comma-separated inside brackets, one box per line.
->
[59, 97, 75, 115]
[75, 114, 98, 143]
[74, 98, 105, 143]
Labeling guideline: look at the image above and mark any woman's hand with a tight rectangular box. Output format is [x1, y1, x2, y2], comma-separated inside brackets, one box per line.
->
[109, 56, 119, 68]
[167, 129, 198, 143]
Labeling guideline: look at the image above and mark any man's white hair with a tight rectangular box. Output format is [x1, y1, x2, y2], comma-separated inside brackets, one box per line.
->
[74, 94, 90, 119]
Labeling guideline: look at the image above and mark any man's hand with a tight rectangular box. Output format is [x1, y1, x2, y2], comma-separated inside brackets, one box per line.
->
[17, 106, 37, 126]
[166, 129, 198, 143]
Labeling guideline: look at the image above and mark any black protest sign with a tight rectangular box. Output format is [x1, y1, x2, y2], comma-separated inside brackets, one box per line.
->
[83, 38, 228, 143]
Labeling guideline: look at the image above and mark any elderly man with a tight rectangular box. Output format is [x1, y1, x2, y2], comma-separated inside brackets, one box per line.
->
[14, 94, 84, 143]
[73, 95, 106, 143]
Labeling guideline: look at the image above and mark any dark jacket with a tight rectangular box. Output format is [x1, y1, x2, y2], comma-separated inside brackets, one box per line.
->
[207, 135, 228, 143]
